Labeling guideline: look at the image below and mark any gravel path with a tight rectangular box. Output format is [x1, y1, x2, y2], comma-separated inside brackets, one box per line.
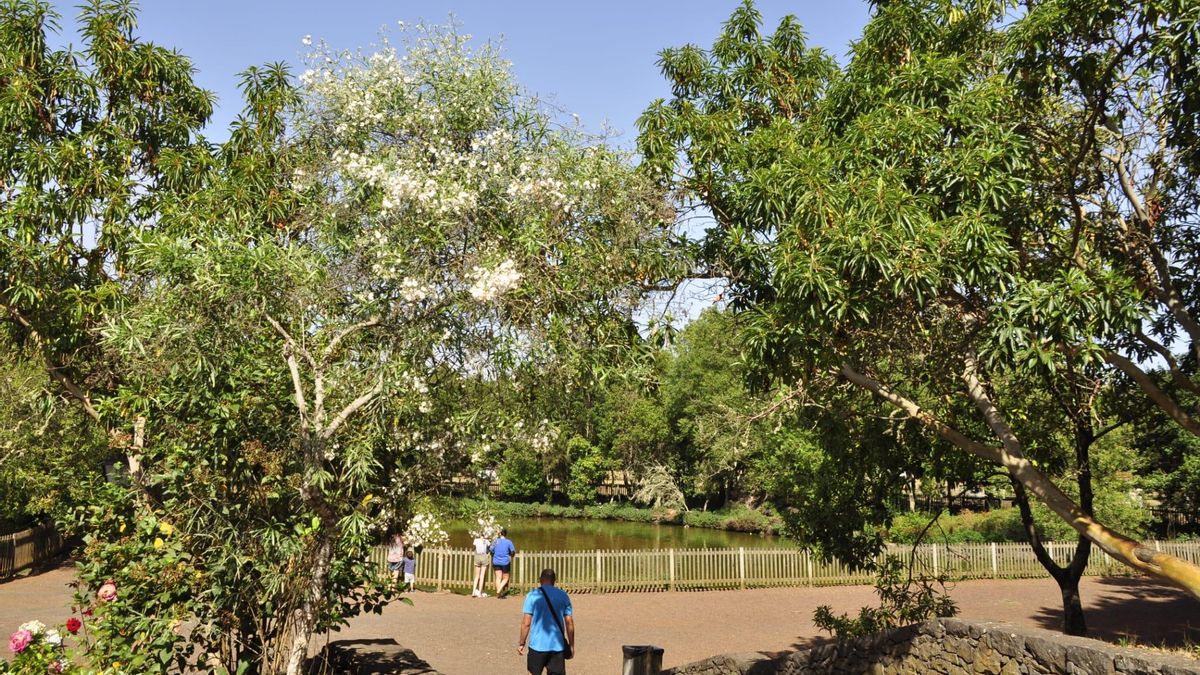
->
[3, 563, 1197, 674]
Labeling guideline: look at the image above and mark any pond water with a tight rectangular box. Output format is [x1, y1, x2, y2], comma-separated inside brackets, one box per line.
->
[445, 516, 787, 551]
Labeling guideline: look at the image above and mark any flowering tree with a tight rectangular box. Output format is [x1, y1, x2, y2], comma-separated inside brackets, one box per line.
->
[98, 23, 681, 675]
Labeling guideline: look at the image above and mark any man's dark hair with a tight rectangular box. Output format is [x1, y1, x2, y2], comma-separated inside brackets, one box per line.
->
[539, 568, 557, 584]
[500, 527, 508, 536]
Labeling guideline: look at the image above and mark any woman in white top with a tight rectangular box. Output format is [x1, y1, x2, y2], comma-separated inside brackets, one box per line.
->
[471, 535, 491, 597]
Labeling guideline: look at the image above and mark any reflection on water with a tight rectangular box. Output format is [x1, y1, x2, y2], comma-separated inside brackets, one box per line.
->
[446, 516, 787, 551]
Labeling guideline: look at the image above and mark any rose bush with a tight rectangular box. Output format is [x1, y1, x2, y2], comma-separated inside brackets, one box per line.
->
[2, 618, 77, 675]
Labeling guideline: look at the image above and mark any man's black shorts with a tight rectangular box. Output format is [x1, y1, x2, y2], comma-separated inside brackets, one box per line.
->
[527, 648, 566, 675]
[493, 562, 511, 573]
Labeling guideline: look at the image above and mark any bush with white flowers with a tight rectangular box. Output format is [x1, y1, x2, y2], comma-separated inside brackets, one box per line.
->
[404, 511, 449, 550]
[469, 511, 503, 540]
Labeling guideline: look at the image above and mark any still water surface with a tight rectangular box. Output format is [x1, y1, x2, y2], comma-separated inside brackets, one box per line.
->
[445, 517, 786, 551]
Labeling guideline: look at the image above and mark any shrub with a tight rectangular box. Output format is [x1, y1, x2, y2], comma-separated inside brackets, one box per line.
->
[498, 447, 548, 501]
[565, 437, 611, 506]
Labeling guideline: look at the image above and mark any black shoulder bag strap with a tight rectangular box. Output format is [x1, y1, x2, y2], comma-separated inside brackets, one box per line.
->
[537, 586, 573, 658]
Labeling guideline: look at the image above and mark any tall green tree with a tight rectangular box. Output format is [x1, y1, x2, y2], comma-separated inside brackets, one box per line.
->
[638, 0, 1200, 623]
[0, 0, 213, 429]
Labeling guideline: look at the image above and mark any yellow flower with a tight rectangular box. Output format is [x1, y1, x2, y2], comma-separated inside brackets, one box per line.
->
[112, 663, 122, 672]
[118, 522, 126, 533]
[158, 521, 174, 536]
[153, 537, 164, 550]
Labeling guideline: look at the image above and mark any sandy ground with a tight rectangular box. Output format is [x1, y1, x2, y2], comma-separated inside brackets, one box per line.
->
[3, 563, 1198, 674]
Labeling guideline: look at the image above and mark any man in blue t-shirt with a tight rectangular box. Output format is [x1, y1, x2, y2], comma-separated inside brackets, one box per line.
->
[491, 528, 517, 598]
[517, 568, 574, 675]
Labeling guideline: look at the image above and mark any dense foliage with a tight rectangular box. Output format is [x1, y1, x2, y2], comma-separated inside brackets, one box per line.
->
[638, 0, 1200, 633]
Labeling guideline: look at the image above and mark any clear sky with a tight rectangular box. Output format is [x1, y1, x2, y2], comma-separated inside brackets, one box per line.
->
[49, 1, 872, 144]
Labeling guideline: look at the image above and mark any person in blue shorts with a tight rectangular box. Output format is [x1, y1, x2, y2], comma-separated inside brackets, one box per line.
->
[491, 527, 516, 598]
[517, 568, 574, 675]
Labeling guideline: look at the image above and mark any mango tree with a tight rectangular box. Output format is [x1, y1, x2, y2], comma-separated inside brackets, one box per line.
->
[638, 0, 1200, 635]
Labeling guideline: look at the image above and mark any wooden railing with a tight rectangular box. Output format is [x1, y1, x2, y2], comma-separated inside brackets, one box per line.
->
[370, 540, 1200, 594]
[0, 524, 64, 579]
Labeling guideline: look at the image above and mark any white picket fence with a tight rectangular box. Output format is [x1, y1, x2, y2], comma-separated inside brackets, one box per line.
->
[370, 540, 1200, 594]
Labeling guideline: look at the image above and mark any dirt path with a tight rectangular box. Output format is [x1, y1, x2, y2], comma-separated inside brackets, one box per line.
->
[3, 564, 1197, 674]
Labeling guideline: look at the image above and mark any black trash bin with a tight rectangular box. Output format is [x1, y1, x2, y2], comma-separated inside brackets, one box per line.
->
[622, 644, 664, 675]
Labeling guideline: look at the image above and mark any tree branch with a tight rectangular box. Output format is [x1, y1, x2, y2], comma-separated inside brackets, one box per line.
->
[840, 361, 1200, 599]
[264, 313, 310, 431]
[321, 318, 379, 363]
[2, 304, 103, 424]
[1103, 349, 1200, 437]
[1106, 153, 1200, 358]
[1133, 331, 1200, 396]
[320, 375, 383, 439]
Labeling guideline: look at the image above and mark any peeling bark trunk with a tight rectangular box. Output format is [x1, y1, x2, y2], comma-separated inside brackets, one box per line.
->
[283, 433, 341, 675]
[284, 526, 334, 675]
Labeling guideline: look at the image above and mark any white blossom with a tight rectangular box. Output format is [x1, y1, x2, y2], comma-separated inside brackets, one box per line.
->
[468, 259, 522, 302]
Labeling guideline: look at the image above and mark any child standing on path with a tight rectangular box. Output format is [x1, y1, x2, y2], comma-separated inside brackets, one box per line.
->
[402, 549, 416, 592]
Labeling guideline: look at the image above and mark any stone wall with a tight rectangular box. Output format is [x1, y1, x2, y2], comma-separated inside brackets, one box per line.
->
[664, 618, 1200, 675]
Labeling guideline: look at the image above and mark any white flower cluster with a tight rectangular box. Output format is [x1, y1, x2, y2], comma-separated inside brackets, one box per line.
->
[505, 171, 577, 214]
[399, 372, 432, 414]
[404, 511, 449, 549]
[469, 512, 502, 540]
[530, 421, 559, 452]
[468, 259, 522, 302]
[399, 277, 432, 303]
[18, 620, 61, 645]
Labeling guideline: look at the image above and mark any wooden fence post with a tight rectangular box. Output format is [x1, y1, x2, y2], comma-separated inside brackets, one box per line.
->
[668, 549, 675, 592]
[806, 549, 813, 586]
[436, 549, 445, 591]
[931, 544, 939, 577]
[595, 550, 602, 592]
[738, 547, 746, 589]
[990, 543, 998, 579]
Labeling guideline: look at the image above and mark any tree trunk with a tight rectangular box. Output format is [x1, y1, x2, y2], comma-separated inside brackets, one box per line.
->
[1059, 576, 1088, 636]
[284, 525, 335, 675]
[284, 433, 340, 675]
[1012, 479, 1090, 636]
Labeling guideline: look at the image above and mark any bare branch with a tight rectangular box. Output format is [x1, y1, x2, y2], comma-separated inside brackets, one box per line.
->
[264, 313, 310, 431]
[838, 363, 1003, 465]
[1103, 350, 1200, 437]
[321, 375, 383, 439]
[1106, 153, 1200, 357]
[321, 318, 379, 363]
[2, 304, 103, 424]
[745, 385, 807, 424]
[1133, 331, 1200, 396]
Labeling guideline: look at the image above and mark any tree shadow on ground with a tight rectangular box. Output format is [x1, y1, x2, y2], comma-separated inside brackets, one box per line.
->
[311, 638, 438, 674]
[785, 635, 832, 653]
[1029, 577, 1200, 648]
[0, 552, 76, 586]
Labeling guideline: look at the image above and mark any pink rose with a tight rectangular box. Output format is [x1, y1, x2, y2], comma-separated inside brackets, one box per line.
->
[8, 629, 32, 653]
[48, 660, 66, 673]
[97, 581, 118, 602]
[65, 617, 82, 634]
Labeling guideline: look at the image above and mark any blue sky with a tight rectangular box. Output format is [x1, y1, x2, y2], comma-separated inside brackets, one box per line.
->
[51, 1, 872, 144]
